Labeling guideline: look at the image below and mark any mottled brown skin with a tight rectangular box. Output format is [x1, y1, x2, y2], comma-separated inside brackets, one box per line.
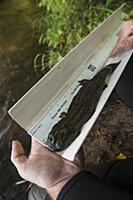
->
[46, 62, 120, 151]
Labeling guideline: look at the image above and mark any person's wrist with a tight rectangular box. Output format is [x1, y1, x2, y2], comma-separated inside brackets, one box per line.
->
[47, 168, 81, 200]
[47, 172, 79, 200]
[47, 177, 72, 200]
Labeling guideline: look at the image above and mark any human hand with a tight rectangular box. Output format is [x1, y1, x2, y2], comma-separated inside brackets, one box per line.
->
[111, 20, 133, 57]
[11, 139, 84, 199]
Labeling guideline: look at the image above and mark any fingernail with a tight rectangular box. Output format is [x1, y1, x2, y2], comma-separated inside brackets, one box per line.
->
[12, 140, 15, 145]
[12, 140, 17, 148]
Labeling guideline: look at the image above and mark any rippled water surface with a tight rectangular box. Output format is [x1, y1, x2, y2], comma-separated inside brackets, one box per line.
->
[0, 0, 44, 199]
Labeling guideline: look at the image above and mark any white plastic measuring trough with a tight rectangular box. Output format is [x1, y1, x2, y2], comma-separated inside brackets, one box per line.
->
[9, 5, 133, 161]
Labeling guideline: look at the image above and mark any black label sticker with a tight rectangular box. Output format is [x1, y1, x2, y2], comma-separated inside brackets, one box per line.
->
[88, 64, 96, 72]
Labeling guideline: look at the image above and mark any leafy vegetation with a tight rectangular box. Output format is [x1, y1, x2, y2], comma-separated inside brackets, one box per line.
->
[34, 0, 133, 71]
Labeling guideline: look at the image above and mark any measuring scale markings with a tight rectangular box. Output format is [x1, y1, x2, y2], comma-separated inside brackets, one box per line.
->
[29, 28, 120, 142]
[30, 84, 81, 138]
[49, 81, 82, 119]
[30, 81, 83, 140]
[30, 63, 97, 142]
[30, 63, 104, 139]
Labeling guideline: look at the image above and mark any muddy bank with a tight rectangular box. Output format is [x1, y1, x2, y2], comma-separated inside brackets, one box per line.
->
[83, 92, 133, 167]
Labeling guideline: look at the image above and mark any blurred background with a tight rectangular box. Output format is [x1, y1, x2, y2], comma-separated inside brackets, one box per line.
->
[0, 0, 133, 199]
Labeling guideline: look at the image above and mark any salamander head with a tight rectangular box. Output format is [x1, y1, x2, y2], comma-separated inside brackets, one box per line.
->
[46, 120, 75, 151]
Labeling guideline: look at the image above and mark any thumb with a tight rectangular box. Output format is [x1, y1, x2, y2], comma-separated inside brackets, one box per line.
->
[127, 35, 133, 49]
[111, 35, 133, 57]
[11, 140, 27, 174]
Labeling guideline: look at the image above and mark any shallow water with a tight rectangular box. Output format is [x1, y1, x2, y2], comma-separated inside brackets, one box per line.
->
[0, 0, 45, 199]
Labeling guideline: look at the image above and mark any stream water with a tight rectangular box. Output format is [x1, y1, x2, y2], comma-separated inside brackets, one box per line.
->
[1, 1, 133, 200]
[0, 0, 45, 199]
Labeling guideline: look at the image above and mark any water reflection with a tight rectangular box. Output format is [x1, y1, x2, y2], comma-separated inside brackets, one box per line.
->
[0, 0, 44, 199]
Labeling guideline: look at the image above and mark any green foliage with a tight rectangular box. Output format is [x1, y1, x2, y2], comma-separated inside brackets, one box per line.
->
[34, 0, 133, 71]
[121, 9, 133, 20]
[121, 11, 130, 21]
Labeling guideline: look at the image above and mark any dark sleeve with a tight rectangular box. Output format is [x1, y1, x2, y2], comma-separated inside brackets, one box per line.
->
[116, 53, 133, 111]
[57, 171, 133, 200]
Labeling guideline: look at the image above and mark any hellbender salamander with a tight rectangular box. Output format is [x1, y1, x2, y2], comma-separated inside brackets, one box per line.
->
[46, 62, 120, 151]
